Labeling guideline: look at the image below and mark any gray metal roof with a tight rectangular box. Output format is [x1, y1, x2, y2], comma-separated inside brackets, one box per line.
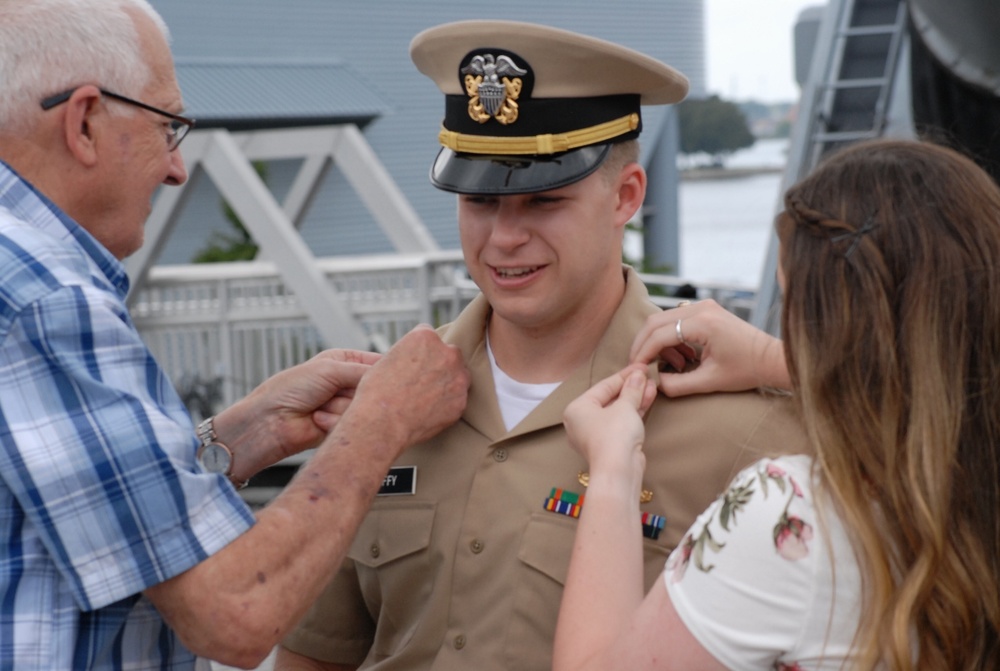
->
[175, 59, 391, 130]
[150, 0, 705, 262]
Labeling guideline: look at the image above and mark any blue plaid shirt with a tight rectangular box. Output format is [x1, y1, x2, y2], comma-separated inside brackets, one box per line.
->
[0, 162, 255, 670]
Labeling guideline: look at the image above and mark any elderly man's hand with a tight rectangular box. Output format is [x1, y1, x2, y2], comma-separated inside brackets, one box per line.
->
[351, 325, 470, 450]
[212, 348, 380, 473]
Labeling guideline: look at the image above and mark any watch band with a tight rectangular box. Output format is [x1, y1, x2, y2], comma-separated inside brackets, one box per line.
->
[196, 416, 249, 490]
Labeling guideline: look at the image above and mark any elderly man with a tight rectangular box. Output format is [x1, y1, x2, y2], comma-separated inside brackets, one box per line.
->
[0, 1, 470, 669]
[277, 20, 808, 671]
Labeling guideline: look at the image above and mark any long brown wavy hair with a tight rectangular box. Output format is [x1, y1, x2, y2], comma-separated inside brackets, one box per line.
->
[776, 139, 1000, 670]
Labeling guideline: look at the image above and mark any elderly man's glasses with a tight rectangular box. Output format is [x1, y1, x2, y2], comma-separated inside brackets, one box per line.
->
[40, 88, 196, 151]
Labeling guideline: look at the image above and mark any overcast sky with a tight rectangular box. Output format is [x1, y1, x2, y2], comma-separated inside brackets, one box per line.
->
[705, 0, 825, 103]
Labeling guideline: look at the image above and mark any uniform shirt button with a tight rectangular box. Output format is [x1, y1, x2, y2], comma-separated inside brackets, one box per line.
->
[470, 539, 484, 554]
[454, 634, 466, 650]
[370, 543, 381, 559]
[493, 448, 508, 462]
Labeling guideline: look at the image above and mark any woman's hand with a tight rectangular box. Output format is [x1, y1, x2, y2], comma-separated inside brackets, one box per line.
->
[563, 365, 656, 492]
[630, 300, 790, 397]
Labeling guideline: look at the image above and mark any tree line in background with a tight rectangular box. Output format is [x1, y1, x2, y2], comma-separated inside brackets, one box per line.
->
[678, 95, 794, 167]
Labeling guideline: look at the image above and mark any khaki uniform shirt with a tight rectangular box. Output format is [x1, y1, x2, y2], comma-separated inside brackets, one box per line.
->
[283, 268, 809, 671]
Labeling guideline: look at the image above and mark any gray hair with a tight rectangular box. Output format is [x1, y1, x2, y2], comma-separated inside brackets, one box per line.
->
[0, 0, 171, 133]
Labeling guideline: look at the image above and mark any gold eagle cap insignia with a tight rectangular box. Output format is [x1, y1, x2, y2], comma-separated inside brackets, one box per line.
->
[461, 53, 528, 125]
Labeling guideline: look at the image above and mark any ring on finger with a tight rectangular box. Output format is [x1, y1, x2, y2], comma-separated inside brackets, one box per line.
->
[676, 318, 688, 346]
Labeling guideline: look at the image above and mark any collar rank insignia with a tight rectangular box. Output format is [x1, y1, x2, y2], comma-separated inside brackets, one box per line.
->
[642, 512, 666, 541]
[461, 52, 528, 125]
[544, 488, 584, 518]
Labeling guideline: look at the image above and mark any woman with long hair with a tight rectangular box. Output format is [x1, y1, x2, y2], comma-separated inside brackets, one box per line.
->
[554, 139, 1000, 670]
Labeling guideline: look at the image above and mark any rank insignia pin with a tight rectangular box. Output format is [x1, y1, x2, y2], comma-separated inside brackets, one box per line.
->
[578, 471, 653, 504]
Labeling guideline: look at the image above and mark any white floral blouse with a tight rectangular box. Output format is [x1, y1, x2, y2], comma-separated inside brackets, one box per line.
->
[663, 455, 862, 670]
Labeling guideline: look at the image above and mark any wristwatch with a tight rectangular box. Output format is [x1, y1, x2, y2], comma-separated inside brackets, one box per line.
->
[196, 417, 249, 490]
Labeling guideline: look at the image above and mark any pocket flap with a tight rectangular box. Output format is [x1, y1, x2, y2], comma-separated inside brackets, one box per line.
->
[348, 502, 436, 568]
[516, 512, 577, 585]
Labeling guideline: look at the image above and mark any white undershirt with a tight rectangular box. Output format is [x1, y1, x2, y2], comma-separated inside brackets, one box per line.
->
[486, 337, 561, 431]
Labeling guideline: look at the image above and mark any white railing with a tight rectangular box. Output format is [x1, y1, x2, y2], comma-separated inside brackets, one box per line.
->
[132, 252, 756, 417]
[131, 251, 473, 414]
[131, 252, 756, 504]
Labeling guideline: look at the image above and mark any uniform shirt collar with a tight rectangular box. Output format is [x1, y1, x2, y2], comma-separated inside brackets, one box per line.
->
[440, 266, 659, 441]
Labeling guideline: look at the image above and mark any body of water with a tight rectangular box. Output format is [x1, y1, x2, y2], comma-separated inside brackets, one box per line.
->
[676, 138, 789, 289]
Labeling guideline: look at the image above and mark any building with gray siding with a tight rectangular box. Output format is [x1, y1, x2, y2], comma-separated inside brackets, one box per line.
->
[148, 1, 705, 265]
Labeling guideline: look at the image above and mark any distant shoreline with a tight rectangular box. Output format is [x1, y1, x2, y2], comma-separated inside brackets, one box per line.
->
[680, 166, 784, 181]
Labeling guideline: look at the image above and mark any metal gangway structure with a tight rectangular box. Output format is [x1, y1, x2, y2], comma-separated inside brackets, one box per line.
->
[752, 0, 1000, 333]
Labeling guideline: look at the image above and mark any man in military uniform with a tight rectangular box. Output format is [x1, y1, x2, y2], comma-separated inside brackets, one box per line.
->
[276, 20, 808, 671]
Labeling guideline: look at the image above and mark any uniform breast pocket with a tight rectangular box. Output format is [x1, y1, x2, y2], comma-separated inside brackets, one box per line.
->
[347, 501, 437, 659]
[504, 511, 675, 671]
[505, 511, 577, 671]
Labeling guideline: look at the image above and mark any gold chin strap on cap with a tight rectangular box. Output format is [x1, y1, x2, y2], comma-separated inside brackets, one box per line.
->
[438, 112, 640, 155]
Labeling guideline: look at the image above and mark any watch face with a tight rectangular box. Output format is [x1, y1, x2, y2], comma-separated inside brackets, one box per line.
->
[199, 442, 232, 475]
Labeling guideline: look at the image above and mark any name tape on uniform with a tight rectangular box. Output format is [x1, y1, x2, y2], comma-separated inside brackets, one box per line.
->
[378, 466, 417, 496]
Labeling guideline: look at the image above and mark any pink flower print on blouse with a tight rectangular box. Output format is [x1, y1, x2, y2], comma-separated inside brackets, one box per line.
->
[665, 533, 696, 583]
[667, 523, 726, 581]
[774, 662, 805, 671]
[763, 463, 802, 499]
[760, 460, 813, 560]
[670, 459, 816, 581]
[773, 513, 814, 561]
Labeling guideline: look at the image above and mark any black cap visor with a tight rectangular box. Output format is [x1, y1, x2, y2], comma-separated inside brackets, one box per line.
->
[430, 144, 612, 195]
